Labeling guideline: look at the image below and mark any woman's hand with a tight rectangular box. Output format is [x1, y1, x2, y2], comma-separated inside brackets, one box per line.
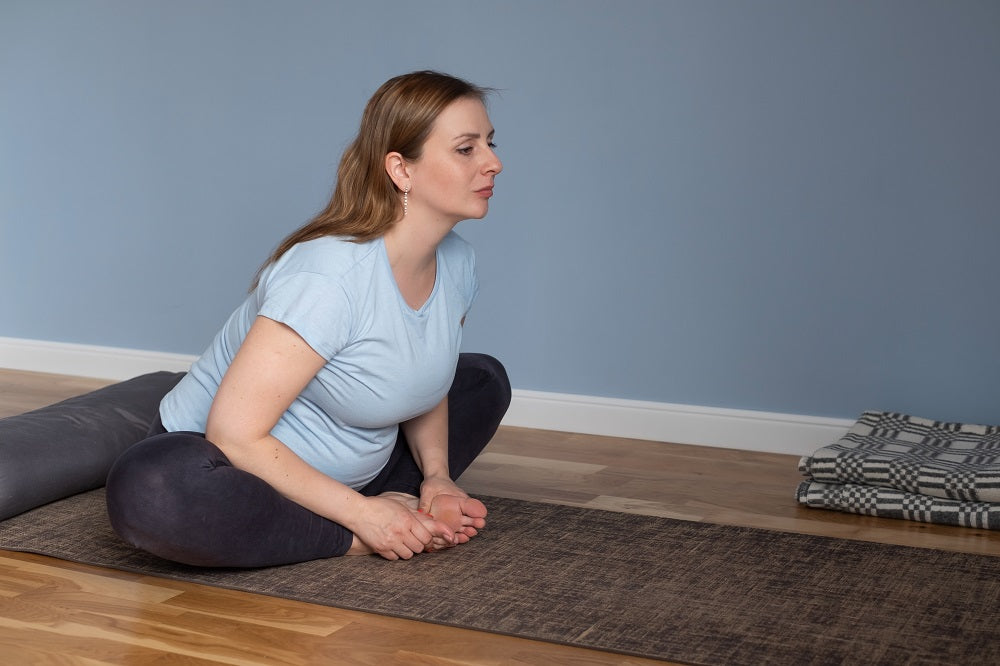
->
[417, 474, 467, 513]
[352, 495, 455, 560]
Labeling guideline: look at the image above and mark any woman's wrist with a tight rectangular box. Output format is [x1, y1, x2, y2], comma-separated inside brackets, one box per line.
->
[422, 469, 451, 483]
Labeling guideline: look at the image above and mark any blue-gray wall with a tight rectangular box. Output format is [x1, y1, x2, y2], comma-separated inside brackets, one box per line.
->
[3, 1, 998, 423]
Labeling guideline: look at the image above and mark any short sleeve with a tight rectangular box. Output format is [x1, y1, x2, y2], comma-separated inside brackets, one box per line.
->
[257, 271, 352, 360]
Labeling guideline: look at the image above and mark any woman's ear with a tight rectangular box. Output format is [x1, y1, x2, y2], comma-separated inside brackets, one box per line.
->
[384, 152, 411, 192]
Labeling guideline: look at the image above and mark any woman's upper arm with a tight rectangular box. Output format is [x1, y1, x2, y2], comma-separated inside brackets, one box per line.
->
[205, 315, 327, 447]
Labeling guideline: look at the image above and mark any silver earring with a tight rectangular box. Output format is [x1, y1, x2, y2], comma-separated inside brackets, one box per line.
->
[403, 186, 409, 216]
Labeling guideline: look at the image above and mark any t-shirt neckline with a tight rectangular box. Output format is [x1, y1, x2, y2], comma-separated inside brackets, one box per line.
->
[378, 236, 441, 317]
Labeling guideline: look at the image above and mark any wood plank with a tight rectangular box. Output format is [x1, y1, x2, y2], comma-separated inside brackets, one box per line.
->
[0, 369, 111, 418]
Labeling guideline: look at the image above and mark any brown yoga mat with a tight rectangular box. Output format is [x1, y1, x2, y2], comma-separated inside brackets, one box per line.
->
[2, 488, 1000, 664]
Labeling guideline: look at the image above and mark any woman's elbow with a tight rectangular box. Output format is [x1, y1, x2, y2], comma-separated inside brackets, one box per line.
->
[204, 419, 261, 460]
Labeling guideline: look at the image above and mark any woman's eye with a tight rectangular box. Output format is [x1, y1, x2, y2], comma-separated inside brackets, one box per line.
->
[457, 142, 497, 155]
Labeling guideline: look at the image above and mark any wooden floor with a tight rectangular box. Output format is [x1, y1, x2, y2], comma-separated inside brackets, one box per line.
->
[2, 369, 998, 664]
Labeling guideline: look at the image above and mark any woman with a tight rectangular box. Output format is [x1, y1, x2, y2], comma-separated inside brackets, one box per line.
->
[106, 71, 510, 567]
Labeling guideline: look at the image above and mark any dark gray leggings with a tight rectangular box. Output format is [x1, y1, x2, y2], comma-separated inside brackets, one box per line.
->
[105, 353, 510, 568]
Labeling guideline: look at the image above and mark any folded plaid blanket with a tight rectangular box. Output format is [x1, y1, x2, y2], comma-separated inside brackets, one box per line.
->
[797, 410, 1000, 530]
[796, 479, 1000, 529]
[799, 410, 1000, 503]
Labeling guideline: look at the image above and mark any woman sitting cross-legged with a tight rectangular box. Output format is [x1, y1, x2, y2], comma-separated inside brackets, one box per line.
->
[105, 70, 510, 567]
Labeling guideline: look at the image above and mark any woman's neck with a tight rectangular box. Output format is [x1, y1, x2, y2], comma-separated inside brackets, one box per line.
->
[382, 215, 452, 273]
[382, 217, 451, 309]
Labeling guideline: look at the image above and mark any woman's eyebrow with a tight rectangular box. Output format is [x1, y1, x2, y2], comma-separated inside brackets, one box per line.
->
[452, 129, 496, 141]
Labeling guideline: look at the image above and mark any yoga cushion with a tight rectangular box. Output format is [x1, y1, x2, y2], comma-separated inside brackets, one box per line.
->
[0, 371, 184, 521]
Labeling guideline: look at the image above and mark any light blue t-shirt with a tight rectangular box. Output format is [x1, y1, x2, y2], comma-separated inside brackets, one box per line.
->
[160, 231, 478, 489]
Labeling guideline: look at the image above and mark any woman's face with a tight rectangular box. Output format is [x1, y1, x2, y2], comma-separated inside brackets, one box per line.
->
[406, 96, 503, 225]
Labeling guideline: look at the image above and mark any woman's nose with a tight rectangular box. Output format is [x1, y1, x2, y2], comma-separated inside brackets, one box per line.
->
[484, 149, 502, 175]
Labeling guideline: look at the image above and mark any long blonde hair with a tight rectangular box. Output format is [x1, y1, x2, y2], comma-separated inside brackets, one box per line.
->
[251, 71, 491, 289]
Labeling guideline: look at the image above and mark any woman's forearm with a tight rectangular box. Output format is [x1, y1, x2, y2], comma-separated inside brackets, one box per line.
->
[213, 430, 367, 530]
[400, 395, 451, 480]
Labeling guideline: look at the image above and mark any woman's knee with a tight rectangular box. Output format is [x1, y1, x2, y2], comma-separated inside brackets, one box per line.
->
[456, 353, 511, 411]
[108, 432, 214, 496]
[105, 432, 223, 546]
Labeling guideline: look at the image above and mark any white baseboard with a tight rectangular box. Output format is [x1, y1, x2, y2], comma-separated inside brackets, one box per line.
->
[0, 336, 196, 381]
[505, 389, 851, 456]
[0, 336, 851, 456]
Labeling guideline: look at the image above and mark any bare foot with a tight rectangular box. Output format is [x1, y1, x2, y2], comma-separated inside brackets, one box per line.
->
[351, 492, 487, 554]
[346, 536, 374, 556]
[379, 491, 420, 509]
[427, 495, 488, 544]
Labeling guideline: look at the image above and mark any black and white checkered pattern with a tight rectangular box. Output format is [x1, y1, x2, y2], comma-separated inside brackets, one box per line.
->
[797, 480, 1000, 530]
[799, 410, 1000, 503]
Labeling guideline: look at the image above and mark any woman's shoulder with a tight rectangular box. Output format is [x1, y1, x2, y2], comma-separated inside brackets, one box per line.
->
[273, 235, 380, 279]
